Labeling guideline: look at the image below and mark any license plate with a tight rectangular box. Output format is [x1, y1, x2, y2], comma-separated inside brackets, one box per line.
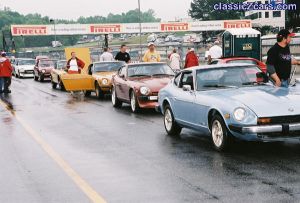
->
[149, 96, 158, 101]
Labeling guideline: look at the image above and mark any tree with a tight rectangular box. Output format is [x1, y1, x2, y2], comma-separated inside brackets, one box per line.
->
[189, 0, 244, 20]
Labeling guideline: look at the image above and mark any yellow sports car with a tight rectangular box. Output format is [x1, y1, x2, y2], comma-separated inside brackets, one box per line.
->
[61, 61, 126, 99]
[51, 60, 67, 90]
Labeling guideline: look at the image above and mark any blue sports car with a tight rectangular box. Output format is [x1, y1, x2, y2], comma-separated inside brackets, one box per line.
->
[157, 63, 300, 151]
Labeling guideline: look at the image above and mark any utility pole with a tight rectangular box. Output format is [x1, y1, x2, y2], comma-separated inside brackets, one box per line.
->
[138, 0, 142, 61]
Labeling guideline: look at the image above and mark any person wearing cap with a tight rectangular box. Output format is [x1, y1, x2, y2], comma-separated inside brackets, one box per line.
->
[267, 29, 300, 87]
[0, 52, 13, 94]
[208, 40, 222, 64]
[142, 42, 161, 62]
[184, 48, 199, 68]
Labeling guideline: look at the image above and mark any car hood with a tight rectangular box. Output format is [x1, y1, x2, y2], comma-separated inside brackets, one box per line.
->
[206, 85, 300, 117]
[93, 72, 116, 80]
[17, 65, 34, 70]
[129, 76, 172, 92]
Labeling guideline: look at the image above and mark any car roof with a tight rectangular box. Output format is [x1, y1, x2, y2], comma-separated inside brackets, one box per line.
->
[94, 61, 125, 64]
[185, 63, 259, 71]
[127, 62, 167, 66]
[16, 58, 35, 60]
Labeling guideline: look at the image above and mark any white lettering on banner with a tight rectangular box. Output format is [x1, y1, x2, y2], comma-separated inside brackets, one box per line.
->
[160, 23, 189, 32]
[90, 25, 121, 33]
[11, 20, 252, 36]
[12, 26, 47, 36]
[224, 20, 251, 29]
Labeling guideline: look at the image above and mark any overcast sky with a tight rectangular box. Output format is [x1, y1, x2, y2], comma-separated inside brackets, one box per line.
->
[0, 0, 193, 21]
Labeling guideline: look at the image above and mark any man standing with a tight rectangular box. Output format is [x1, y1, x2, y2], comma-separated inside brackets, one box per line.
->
[100, 47, 114, 61]
[267, 29, 300, 87]
[208, 40, 222, 64]
[169, 48, 181, 70]
[66, 52, 85, 74]
[0, 52, 13, 94]
[184, 48, 199, 68]
[142, 42, 161, 62]
[115, 44, 131, 63]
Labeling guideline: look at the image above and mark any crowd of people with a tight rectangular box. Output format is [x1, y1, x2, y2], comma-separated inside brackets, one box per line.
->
[2, 28, 300, 94]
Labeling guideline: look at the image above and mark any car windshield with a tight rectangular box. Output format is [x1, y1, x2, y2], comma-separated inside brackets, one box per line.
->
[128, 64, 174, 77]
[18, 59, 35, 65]
[57, 61, 67, 69]
[227, 59, 257, 65]
[40, 60, 55, 67]
[196, 66, 263, 90]
[93, 62, 125, 72]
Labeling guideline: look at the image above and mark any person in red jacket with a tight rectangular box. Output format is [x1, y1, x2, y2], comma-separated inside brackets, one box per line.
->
[0, 52, 13, 94]
[66, 52, 85, 74]
[184, 48, 199, 68]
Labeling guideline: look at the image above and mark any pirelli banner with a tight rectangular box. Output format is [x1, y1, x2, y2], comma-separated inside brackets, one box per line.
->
[11, 20, 251, 36]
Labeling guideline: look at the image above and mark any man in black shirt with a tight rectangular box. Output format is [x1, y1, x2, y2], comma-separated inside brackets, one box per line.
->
[267, 29, 300, 87]
[115, 44, 131, 63]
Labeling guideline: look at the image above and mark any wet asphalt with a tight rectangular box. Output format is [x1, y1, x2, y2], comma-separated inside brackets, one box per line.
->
[0, 77, 300, 203]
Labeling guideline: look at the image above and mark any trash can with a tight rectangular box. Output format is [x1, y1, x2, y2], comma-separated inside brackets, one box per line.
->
[222, 28, 261, 60]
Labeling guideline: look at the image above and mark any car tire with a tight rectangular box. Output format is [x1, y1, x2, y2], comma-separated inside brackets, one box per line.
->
[95, 83, 104, 99]
[58, 77, 65, 91]
[84, 91, 91, 97]
[52, 81, 57, 89]
[18, 71, 23, 79]
[34, 74, 38, 81]
[210, 114, 231, 151]
[111, 86, 122, 108]
[164, 105, 182, 136]
[38, 74, 44, 82]
[130, 90, 140, 113]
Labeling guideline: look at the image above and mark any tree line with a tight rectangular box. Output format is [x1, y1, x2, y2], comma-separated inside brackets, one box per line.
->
[0, 7, 160, 49]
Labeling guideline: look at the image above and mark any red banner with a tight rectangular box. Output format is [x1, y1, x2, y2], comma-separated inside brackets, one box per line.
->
[224, 21, 251, 29]
[160, 23, 189, 32]
[12, 26, 47, 36]
[90, 25, 121, 33]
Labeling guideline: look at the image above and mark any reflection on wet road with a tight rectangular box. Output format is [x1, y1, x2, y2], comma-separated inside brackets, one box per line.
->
[0, 77, 300, 202]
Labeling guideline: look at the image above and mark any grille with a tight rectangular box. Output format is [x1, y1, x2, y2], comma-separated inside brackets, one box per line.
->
[258, 115, 300, 125]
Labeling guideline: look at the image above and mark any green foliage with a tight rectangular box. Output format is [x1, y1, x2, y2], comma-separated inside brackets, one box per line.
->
[189, 0, 244, 20]
[0, 7, 160, 49]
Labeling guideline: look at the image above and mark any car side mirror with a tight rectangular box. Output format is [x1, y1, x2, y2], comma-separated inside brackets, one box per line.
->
[119, 73, 125, 78]
[256, 72, 269, 83]
[183, 85, 192, 92]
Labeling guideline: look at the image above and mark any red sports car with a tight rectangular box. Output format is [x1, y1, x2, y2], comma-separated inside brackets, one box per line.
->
[111, 62, 175, 113]
[210, 57, 267, 73]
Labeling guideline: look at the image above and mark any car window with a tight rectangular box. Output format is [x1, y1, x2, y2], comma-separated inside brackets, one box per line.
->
[196, 66, 262, 90]
[93, 62, 125, 72]
[179, 72, 194, 90]
[18, 59, 36, 66]
[127, 64, 174, 77]
[227, 59, 257, 65]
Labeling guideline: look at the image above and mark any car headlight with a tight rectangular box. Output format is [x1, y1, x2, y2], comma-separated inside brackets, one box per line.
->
[41, 69, 46, 73]
[233, 108, 246, 121]
[140, 86, 150, 95]
[102, 78, 108, 85]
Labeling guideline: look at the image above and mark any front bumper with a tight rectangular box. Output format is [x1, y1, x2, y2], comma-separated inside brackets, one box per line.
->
[229, 123, 300, 134]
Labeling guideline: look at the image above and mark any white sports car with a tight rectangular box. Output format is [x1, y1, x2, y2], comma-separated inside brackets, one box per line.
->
[12, 58, 36, 78]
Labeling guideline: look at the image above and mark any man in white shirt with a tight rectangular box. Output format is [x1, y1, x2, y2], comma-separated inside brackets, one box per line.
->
[208, 40, 222, 64]
[100, 47, 114, 61]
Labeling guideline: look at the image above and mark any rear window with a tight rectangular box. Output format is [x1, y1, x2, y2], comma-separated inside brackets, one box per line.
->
[227, 59, 257, 65]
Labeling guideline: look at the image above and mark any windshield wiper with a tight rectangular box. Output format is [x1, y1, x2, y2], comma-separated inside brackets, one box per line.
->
[130, 74, 151, 77]
[242, 82, 265, 86]
[152, 73, 174, 77]
[202, 84, 237, 88]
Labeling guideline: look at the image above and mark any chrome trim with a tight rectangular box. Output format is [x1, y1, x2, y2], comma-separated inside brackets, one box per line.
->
[230, 123, 300, 134]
